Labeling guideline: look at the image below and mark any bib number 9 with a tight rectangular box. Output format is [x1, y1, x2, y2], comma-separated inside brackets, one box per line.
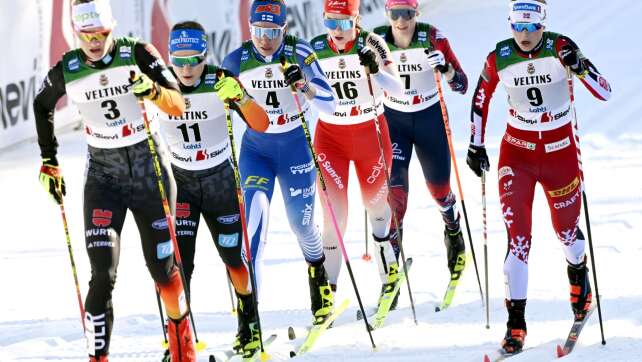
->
[526, 87, 543, 107]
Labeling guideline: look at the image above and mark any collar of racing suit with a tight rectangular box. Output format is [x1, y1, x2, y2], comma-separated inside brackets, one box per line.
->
[79, 40, 117, 69]
[512, 36, 545, 59]
[251, 39, 286, 63]
[327, 28, 360, 54]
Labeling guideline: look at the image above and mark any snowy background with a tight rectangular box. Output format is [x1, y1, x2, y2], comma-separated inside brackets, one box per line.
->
[1, 0, 642, 361]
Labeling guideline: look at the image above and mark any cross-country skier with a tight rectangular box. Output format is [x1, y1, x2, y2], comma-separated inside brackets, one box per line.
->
[466, 0, 611, 354]
[33, 0, 198, 361]
[373, 0, 469, 305]
[153, 21, 269, 356]
[310, 0, 404, 297]
[222, 0, 338, 326]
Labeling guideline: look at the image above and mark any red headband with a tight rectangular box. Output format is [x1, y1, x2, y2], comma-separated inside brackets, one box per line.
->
[324, 0, 360, 16]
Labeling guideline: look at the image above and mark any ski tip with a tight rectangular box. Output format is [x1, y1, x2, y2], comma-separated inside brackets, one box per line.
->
[483, 354, 491, 362]
[209, 355, 216, 362]
[556, 344, 566, 358]
[289, 350, 297, 358]
[288, 326, 296, 340]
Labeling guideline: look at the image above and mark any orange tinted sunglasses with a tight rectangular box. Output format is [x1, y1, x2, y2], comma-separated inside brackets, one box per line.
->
[77, 30, 112, 42]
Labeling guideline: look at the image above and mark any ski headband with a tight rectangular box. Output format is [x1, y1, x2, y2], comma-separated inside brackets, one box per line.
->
[250, 1, 287, 26]
[72, 0, 114, 31]
[385, 0, 418, 10]
[169, 29, 208, 54]
[324, 0, 360, 16]
[509, 0, 547, 24]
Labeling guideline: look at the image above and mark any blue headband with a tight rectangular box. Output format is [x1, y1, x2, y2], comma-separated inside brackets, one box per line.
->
[250, 1, 287, 26]
[169, 29, 208, 54]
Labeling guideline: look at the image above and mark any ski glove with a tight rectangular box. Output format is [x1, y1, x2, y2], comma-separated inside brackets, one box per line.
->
[283, 63, 309, 90]
[425, 49, 449, 74]
[558, 45, 586, 75]
[358, 47, 379, 74]
[214, 76, 245, 103]
[130, 73, 160, 100]
[466, 145, 490, 178]
[39, 157, 66, 205]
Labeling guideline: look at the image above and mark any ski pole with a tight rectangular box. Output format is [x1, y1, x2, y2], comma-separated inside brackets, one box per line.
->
[226, 269, 238, 315]
[155, 287, 169, 348]
[219, 73, 267, 357]
[280, 56, 376, 349]
[130, 71, 205, 351]
[433, 70, 485, 306]
[482, 171, 489, 329]
[565, 67, 605, 345]
[364, 68, 417, 325]
[58, 202, 86, 333]
[362, 210, 371, 261]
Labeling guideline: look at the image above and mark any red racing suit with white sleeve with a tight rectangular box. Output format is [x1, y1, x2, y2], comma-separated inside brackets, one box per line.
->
[470, 32, 611, 300]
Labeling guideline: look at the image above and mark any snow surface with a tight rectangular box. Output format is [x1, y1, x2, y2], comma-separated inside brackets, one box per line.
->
[2, 0, 641, 361]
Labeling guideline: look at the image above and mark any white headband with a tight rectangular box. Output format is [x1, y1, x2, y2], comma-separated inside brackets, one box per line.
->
[509, 1, 547, 24]
[72, 0, 114, 31]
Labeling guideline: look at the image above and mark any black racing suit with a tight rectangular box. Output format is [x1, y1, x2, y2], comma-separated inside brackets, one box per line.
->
[34, 39, 184, 357]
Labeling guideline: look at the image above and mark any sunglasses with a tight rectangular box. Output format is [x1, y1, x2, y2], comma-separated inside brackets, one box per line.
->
[388, 9, 417, 21]
[511, 22, 543, 33]
[77, 29, 111, 43]
[170, 54, 206, 67]
[251, 25, 285, 40]
[323, 18, 355, 31]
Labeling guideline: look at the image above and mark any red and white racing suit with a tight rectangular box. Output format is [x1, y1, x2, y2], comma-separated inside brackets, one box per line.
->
[470, 32, 611, 300]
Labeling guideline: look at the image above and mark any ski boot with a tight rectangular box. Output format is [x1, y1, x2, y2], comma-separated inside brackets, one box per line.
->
[373, 234, 400, 305]
[167, 314, 196, 362]
[568, 256, 593, 321]
[501, 299, 527, 354]
[444, 226, 466, 275]
[309, 262, 334, 325]
[234, 292, 261, 357]
[89, 356, 108, 362]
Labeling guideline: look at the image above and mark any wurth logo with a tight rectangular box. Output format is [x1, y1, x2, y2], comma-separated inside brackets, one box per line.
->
[176, 203, 191, 218]
[92, 209, 112, 227]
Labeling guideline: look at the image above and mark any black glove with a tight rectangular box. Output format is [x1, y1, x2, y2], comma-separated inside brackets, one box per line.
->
[466, 145, 490, 178]
[558, 45, 585, 75]
[283, 63, 307, 88]
[358, 47, 379, 74]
